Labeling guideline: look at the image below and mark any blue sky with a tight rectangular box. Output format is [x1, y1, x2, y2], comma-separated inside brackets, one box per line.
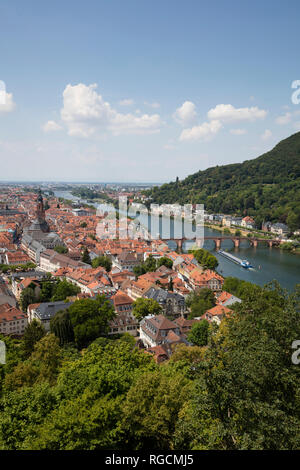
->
[0, 0, 300, 182]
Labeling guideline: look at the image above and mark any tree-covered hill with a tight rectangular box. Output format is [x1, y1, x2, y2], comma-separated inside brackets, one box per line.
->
[146, 132, 300, 229]
[0, 282, 299, 450]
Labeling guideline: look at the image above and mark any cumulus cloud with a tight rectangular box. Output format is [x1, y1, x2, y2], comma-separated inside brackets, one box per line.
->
[180, 120, 222, 142]
[276, 112, 292, 125]
[42, 120, 63, 132]
[0, 92, 16, 113]
[207, 104, 267, 123]
[173, 101, 197, 126]
[119, 99, 134, 106]
[60, 83, 162, 137]
[230, 128, 247, 135]
[261, 129, 272, 141]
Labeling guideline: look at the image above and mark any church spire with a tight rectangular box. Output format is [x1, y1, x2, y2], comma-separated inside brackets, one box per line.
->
[36, 188, 45, 222]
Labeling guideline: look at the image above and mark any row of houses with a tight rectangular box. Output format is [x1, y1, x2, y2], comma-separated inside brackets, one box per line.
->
[205, 212, 293, 236]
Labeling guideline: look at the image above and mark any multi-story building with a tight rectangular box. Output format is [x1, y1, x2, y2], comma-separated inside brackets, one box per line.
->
[144, 287, 185, 318]
[39, 249, 88, 272]
[140, 314, 182, 348]
[189, 269, 224, 291]
[270, 223, 289, 236]
[0, 303, 28, 336]
[241, 216, 256, 229]
[27, 301, 73, 331]
[113, 251, 143, 271]
[201, 305, 232, 325]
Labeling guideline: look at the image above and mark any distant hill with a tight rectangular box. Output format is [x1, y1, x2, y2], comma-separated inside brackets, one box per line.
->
[146, 132, 300, 230]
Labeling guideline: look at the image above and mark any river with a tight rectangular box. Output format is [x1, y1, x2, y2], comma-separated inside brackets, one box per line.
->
[54, 191, 299, 291]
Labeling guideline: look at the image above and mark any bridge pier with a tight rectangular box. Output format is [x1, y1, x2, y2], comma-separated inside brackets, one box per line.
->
[233, 238, 240, 248]
[215, 238, 221, 250]
[158, 236, 279, 251]
[176, 239, 183, 253]
[195, 238, 203, 248]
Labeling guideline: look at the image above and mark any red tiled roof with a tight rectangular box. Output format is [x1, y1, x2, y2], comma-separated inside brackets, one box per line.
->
[0, 304, 27, 323]
[111, 290, 133, 306]
[205, 305, 232, 317]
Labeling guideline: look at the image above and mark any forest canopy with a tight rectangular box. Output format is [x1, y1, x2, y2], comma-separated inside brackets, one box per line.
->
[144, 132, 300, 230]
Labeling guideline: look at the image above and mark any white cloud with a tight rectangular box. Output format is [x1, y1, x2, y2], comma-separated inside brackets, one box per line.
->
[60, 83, 162, 137]
[42, 120, 63, 132]
[0, 92, 16, 113]
[119, 99, 134, 106]
[230, 128, 247, 135]
[180, 120, 222, 142]
[207, 104, 267, 123]
[278, 112, 294, 124]
[173, 101, 197, 126]
[261, 129, 272, 140]
[276, 112, 292, 125]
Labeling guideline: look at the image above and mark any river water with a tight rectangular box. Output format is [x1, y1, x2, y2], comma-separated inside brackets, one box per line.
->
[54, 191, 299, 291]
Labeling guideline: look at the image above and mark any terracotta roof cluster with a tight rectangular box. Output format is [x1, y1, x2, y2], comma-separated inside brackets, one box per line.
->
[5, 251, 31, 264]
[189, 269, 224, 287]
[202, 304, 232, 322]
[0, 303, 27, 323]
[145, 345, 169, 363]
[140, 314, 182, 345]
[111, 290, 133, 307]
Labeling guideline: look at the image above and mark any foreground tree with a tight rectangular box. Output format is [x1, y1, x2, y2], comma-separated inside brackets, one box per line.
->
[119, 367, 193, 450]
[50, 309, 75, 346]
[22, 320, 46, 358]
[186, 288, 216, 319]
[91, 255, 112, 272]
[66, 295, 116, 348]
[175, 283, 300, 450]
[187, 320, 209, 346]
[20, 287, 37, 312]
[5, 334, 62, 391]
[157, 257, 173, 269]
[132, 298, 162, 321]
[51, 279, 80, 301]
[189, 249, 218, 270]
[81, 247, 92, 265]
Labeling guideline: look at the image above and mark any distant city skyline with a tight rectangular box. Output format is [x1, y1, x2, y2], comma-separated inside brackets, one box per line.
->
[1, 0, 300, 182]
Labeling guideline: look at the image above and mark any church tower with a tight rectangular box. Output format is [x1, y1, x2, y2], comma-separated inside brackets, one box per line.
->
[36, 189, 45, 222]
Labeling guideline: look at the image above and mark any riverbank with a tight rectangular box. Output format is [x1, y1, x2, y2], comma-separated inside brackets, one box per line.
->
[204, 223, 251, 237]
[53, 190, 300, 290]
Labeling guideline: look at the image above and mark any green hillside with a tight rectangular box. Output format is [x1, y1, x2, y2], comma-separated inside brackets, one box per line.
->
[146, 132, 300, 230]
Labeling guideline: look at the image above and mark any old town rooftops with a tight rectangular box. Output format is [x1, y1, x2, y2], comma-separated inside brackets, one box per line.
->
[0, 304, 27, 323]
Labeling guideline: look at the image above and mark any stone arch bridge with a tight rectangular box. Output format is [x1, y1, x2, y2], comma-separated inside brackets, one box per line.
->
[158, 236, 282, 252]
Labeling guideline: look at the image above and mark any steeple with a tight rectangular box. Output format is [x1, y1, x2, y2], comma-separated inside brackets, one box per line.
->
[36, 188, 45, 222]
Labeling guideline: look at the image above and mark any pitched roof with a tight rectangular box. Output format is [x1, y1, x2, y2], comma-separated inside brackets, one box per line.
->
[205, 305, 232, 317]
[165, 330, 182, 343]
[0, 304, 27, 323]
[111, 290, 133, 306]
[150, 314, 178, 330]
